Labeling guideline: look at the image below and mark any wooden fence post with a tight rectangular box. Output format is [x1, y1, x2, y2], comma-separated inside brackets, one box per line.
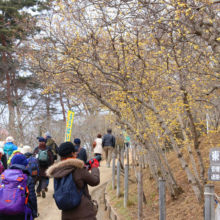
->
[117, 145, 120, 159]
[138, 171, 143, 220]
[124, 164, 129, 208]
[112, 153, 115, 190]
[124, 145, 127, 159]
[127, 147, 129, 166]
[205, 184, 215, 220]
[159, 178, 166, 220]
[121, 148, 124, 168]
[132, 148, 135, 169]
[108, 205, 111, 218]
[117, 160, 120, 198]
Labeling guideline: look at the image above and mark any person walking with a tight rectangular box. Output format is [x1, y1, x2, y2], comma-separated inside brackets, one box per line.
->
[0, 154, 38, 220]
[0, 143, 7, 170]
[102, 128, 116, 167]
[44, 131, 59, 161]
[0, 148, 5, 174]
[74, 138, 87, 163]
[46, 142, 100, 220]
[21, 145, 32, 158]
[3, 136, 18, 158]
[93, 134, 103, 165]
[33, 137, 53, 198]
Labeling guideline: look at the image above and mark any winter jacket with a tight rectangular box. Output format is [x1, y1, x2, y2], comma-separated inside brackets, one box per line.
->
[0, 164, 38, 220]
[33, 143, 53, 178]
[102, 133, 116, 148]
[3, 142, 18, 156]
[75, 145, 87, 163]
[46, 158, 100, 220]
[1, 154, 7, 170]
[94, 138, 103, 154]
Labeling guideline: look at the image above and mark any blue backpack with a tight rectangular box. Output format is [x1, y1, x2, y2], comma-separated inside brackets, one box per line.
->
[53, 172, 84, 210]
[27, 156, 39, 177]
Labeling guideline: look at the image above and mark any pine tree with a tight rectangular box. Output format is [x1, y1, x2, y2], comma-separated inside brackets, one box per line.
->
[0, 0, 50, 135]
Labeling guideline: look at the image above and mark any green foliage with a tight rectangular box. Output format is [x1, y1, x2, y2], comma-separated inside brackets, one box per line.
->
[0, 0, 51, 49]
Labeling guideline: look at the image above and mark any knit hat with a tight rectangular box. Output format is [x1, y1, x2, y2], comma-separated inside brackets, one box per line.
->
[44, 131, 50, 137]
[58, 142, 77, 156]
[39, 137, 45, 143]
[0, 148, 4, 155]
[6, 136, 14, 143]
[11, 154, 28, 167]
[74, 138, 81, 145]
[21, 145, 31, 154]
[0, 141, 4, 148]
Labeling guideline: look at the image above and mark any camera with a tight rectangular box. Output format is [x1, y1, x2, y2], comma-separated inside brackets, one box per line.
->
[85, 155, 101, 170]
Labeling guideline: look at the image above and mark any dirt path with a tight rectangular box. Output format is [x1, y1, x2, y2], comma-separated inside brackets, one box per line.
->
[37, 160, 113, 220]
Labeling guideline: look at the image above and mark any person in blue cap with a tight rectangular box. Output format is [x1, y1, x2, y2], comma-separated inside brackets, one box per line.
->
[73, 138, 87, 163]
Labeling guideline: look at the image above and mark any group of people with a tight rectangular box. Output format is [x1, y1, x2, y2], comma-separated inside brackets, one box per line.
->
[93, 128, 116, 167]
[0, 128, 119, 220]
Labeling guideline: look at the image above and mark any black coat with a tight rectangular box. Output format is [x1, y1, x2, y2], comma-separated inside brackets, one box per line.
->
[0, 164, 38, 220]
[1, 154, 7, 170]
[24, 152, 33, 159]
[102, 133, 116, 148]
[75, 145, 87, 163]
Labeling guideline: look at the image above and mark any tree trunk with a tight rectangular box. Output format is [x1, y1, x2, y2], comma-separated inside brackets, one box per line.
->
[45, 94, 51, 127]
[178, 113, 200, 181]
[13, 73, 24, 141]
[2, 36, 14, 134]
[148, 97, 204, 204]
[181, 87, 205, 184]
[59, 90, 66, 122]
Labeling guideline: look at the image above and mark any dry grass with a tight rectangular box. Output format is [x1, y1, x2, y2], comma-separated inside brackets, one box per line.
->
[106, 132, 220, 220]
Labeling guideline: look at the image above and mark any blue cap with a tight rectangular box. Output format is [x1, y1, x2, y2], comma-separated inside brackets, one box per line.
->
[74, 138, 81, 145]
[11, 154, 29, 167]
[39, 137, 45, 142]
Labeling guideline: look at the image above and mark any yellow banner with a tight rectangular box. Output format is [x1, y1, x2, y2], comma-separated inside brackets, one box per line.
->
[65, 110, 75, 142]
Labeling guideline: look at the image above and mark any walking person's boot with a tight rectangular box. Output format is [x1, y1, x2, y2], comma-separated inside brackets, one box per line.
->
[42, 189, 46, 198]
[37, 192, 41, 197]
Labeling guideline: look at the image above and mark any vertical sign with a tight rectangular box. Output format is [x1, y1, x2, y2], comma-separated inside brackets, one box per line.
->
[64, 110, 75, 142]
[208, 148, 220, 181]
[123, 131, 131, 142]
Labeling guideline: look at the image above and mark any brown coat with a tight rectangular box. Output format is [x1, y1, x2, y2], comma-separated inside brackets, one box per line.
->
[34, 142, 53, 177]
[46, 158, 100, 220]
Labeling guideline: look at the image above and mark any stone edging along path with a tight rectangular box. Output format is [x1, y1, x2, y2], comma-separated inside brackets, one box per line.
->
[103, 180, 121, 220]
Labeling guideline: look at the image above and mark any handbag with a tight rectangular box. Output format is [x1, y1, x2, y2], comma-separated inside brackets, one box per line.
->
[93, 141, 97, 149]
[92, 200, 98, 215]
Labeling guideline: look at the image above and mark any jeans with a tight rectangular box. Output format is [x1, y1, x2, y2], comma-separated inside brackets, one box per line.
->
[94, 153, 102, 165]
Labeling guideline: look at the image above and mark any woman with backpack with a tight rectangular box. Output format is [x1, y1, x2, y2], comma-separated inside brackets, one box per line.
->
[0, 154, 38, 220]
[33, 137, 53, 198]
[46, 142, 100, 220]
[3, 136, 18, 158]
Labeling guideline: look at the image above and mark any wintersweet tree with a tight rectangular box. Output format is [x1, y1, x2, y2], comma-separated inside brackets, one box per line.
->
[25, 0, 220, 203]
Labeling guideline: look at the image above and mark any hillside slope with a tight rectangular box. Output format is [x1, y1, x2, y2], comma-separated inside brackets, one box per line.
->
[106, 132, 220, 220]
